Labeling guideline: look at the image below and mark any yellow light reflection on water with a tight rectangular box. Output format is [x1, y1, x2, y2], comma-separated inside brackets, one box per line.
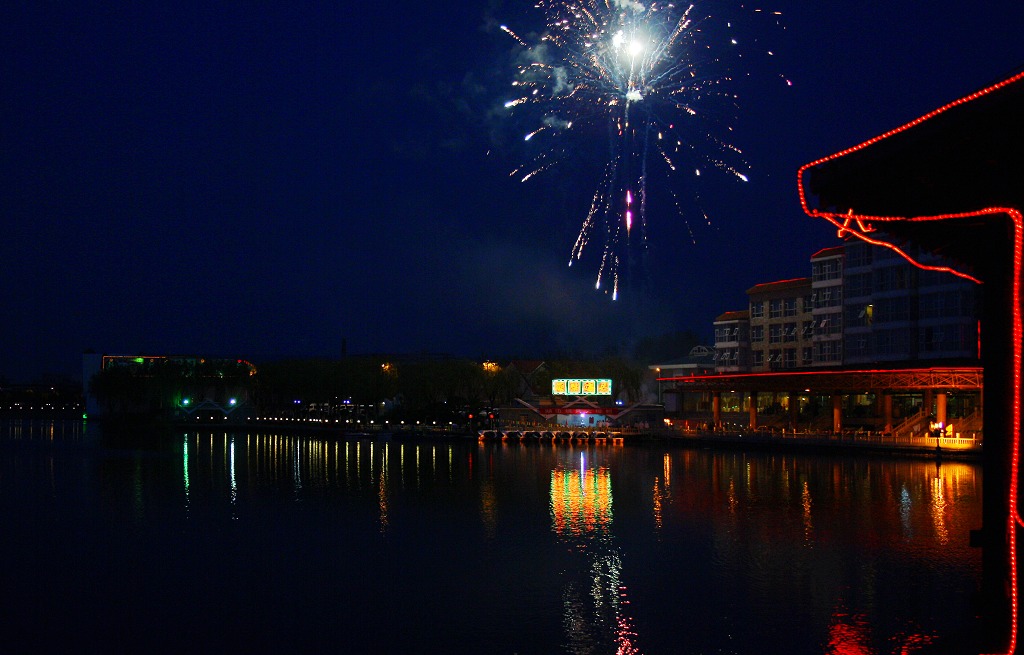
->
[652, 478, 663, 531]
[379, 443, 389, 534]
[229, 436, 237, 512]
[801, 480, 813, 544]
[930, 473, 949, 546]
[550, 465, 613, 536]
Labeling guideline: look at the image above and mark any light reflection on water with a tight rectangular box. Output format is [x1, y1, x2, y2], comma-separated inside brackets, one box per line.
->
[0, 421, 984, 654]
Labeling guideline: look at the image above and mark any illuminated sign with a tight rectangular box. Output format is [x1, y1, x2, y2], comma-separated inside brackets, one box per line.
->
[551, 378, 612, 396]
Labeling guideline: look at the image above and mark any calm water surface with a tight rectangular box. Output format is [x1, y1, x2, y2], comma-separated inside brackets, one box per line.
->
[0, 420, 982, 654]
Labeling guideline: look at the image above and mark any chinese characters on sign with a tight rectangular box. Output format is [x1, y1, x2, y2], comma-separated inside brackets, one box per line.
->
[551, 379, 613, 396]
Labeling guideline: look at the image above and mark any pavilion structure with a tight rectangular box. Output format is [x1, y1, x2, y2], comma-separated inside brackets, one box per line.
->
[662, 366, 982, 435]
[798, 69, 1024, 654]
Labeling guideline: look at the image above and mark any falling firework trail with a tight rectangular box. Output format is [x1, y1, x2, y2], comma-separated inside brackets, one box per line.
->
[502, 1, 784, 299]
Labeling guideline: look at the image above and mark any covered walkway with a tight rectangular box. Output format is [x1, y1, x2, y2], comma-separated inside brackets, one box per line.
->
[659, 366, 982, 437]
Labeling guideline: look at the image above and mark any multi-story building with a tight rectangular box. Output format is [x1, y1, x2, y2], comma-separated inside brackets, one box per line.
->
[915, 250, 979, 360]
[709, 238, 979, 372]
[747, 278, 812, 371]
[842, 239, 978, 365]
[810, 247, 844, 367]
[713, 311, 750, 372]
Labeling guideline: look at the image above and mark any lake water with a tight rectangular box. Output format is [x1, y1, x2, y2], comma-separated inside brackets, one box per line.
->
[0, 419, 983, 654]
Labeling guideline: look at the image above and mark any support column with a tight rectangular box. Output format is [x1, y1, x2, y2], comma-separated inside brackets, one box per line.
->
[936, 392, 948, 426]
[832, 394, 843, 433]
[788, 392, 799, 431]
[882, 394, 893, 432]
[923, 389, 934, 417]
[748, 392, 758, 430]
[712, 392, 721, 429]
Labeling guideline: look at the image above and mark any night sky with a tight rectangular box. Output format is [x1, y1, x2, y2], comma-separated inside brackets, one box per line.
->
[3, 1, 1023, 382]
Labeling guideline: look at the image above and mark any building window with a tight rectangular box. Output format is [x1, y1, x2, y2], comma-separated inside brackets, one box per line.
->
[877, 296, 911, 323]
[751, 325, 764, 342]
[783, 349, 797, 368]
[920, 324, 972, 354]
[846, 304, 875, 328]
[783, 322, 797, 342]
[750, 302, 764, 319]
[876, 328, 911, 356]
[784, 298, 797, 317]
[769, 325, 782, 343]
[815, 340, 842, 362]
[846, 243, 873, 268]
[752, 350, 764, 367]
[818, 312, 842, 334]
[802, 347, 813, 365]
[812, 258, 842, 282]
[919, 290, 974, 319]
[769, 299, 783, 318]
[846, 272, 872, 298]
[816, 287, 842, 308]
[802, 320, 814, 337]
[715, 325, 738, 343]
[876, 265, 914, 292]
[845, 335, 870, 359]
[768, 349, 782, 367]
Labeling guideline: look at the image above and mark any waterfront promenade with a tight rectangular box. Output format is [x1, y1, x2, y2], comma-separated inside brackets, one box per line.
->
[661, 425, 981, 458]
[235, 415, 980, 458]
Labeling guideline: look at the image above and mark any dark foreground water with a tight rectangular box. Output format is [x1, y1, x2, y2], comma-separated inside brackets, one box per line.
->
[0, 420, 983, 654]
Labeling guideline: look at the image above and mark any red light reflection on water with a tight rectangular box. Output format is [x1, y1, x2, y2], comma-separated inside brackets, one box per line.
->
[826, 611, 871, 655]
[826, 607, 937, 655]
[616, 606, 641, 655]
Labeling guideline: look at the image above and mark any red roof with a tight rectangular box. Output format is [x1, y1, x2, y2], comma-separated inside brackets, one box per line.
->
[746, 277, 810, 295]
[810, 246, 845, 259]
[714, 310, 749, 322]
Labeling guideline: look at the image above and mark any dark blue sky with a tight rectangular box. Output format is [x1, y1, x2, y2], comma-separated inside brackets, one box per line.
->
[3, 1, 1023, 382]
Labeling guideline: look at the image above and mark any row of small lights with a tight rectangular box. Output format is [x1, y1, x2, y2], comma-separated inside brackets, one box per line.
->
[1, 403, 83, 410]
[250, 417, 456, 426]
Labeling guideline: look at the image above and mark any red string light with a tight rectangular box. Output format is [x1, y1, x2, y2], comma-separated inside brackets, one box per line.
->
[797, 71, 1024, 655]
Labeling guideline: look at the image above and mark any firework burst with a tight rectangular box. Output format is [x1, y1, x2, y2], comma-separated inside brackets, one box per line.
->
[503, 1, 780, 299]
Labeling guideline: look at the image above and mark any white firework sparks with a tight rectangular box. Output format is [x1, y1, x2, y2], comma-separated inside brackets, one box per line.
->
[503, 1, 778, 298]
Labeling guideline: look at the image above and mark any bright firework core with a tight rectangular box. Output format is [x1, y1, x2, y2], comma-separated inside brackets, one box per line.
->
[504, 0, 756, 299]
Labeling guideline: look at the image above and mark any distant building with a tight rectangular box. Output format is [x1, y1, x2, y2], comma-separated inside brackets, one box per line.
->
[747, 278, 813, 371]
[83, 353, 256, 420]
[711, 238, 979, 371]
[842, 239, 978, 365]
[503, 360, 549, 402]
[650, 345, 717, 413]
[810, 247, 845, 366]
[712, 312, 749, 372]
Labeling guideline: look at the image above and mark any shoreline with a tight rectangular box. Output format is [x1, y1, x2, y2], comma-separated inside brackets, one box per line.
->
[2, 416, 980, 460]
[655, 430, 981, 461]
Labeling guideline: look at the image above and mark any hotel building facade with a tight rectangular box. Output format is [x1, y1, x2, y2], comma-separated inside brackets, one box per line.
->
[713, 238, 979, 373]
